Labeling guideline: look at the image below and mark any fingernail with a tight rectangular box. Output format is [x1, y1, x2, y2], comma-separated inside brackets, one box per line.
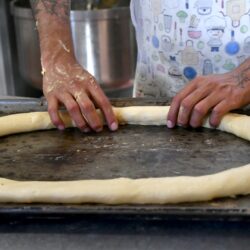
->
[167, 120, 174, 128]
[58, 125, 65, 131]
[110, 122, 118, 131]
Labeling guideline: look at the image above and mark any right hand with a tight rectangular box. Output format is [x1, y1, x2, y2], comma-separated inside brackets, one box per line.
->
[42, 56, 118, 133]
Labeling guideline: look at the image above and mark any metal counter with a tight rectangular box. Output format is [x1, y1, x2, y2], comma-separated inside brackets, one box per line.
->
[0, 97, 250, 249]
[0, 216, 249, 250]
[0, 97, 249, 220]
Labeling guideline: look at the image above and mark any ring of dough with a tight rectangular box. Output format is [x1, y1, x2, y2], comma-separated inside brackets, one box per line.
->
[0, 106, 249, 204]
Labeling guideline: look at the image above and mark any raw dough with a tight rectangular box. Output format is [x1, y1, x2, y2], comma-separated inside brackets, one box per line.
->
[0, 164, 249, 204]
[0, 106, 250, 141]
[0, 106, 249, 204]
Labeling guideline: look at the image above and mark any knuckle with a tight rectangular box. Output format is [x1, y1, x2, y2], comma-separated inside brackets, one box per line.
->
[230, 94, 241, 107]
[82, 102, 94, 112]
[195, 76, 204, 85]
[193, 104, 206, 116]
[48, 106, 56, 114]
[87, 76, 98, 87]
[220, 84, 232, 94]
[67, 103, 78, 113]
[69, 82, 79, 91]
[212, 106, 223, 116]
[99, 99, 110, 109]
[224, 86, 232, 94]
[205, 80, 215, 88]
[181, 99, 191, 110]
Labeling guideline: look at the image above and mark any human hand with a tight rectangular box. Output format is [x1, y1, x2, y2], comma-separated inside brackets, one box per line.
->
[43, 56, 118, 132]
[167, 71, 250, 128]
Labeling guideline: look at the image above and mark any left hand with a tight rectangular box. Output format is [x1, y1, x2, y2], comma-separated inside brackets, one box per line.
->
[167, 71, 250, 128]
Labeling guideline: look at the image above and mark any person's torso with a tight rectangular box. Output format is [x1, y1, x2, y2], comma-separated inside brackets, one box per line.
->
[130, 0, 250, 97]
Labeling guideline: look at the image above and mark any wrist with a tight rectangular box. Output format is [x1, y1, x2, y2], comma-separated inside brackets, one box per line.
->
[40, 40, 76, 71]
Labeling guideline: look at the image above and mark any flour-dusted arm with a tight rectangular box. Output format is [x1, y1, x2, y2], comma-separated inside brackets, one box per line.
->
[29, 0, 118, 132]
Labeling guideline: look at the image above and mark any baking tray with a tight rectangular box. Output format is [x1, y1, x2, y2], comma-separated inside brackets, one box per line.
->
[0, 97, 249, 220]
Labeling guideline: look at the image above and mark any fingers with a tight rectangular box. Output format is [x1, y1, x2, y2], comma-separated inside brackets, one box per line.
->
[167, 81, 197, 128]
[209, 100, 235, 127]
[44, 65, 118, 132]
[175, 87, 212, 127]
[47, 87, 113, 132]
[89, 84, 118, 131]
[47, 96, 65, 130]
[57, 93, 89, 132]
[167, 76, 238, 129]
[74, 91, 103, 132]
[167, 76, 233, 128]
[189, 94, 222, 128]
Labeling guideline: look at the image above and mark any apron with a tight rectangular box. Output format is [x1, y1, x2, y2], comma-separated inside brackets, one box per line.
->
[130, 0, 250, 98]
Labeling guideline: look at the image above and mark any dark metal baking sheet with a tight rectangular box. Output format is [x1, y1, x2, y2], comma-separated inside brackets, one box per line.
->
[0, 98, 249, 220]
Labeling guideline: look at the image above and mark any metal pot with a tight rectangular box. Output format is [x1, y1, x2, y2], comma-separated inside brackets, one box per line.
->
[11, 1, 136, 93]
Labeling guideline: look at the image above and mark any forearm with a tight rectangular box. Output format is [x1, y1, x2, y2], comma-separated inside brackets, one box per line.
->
[30, 0, 75, 71]
[29, 1, 117, 132]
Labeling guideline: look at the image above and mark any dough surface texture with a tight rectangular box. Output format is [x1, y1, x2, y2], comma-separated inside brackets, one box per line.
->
[0, 106, 249, 204]
[0, 164, 249, 204]
[0, 106, 250, 141]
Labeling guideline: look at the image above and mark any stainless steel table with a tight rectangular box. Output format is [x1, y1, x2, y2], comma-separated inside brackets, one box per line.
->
[0, 216, 249, 250]
[0, 97, 249, 249]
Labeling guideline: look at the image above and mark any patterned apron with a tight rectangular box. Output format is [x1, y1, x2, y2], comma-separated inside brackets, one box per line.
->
[130, 0, 250, 97]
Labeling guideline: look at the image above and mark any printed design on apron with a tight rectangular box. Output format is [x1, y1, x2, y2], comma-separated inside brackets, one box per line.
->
[151, 0, 162, 22]
[162, 0, 180, 10]
[195, 0, 213, 15]
[131, 0, 250, 98]
[168, 56, 182, 77]
[177, 40, 203, 80]
[179, 40, 200, 66]
[243, 37, 250, 54]
[188, 14, 202, 39]
[152, 26, 160, 48]
[203, 59, 214, 75]
[161, 35, 173, 54]
[220, 0, 248, 28]
[163, 14, 172, 33]
[176, 10, 188, 23]
[225, 30, 240, 55]
[205, 15, 226, 52]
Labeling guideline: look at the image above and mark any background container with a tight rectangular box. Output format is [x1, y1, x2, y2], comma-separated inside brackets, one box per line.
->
[12, 0, 136, 96]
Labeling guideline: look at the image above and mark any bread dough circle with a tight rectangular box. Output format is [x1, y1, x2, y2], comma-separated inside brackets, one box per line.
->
[0, 106, 249, 204]
[0, 106, 250, 141]
[0, 164, 249, 204]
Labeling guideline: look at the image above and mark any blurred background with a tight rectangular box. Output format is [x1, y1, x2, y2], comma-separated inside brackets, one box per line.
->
[0, 0, 136, 98]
